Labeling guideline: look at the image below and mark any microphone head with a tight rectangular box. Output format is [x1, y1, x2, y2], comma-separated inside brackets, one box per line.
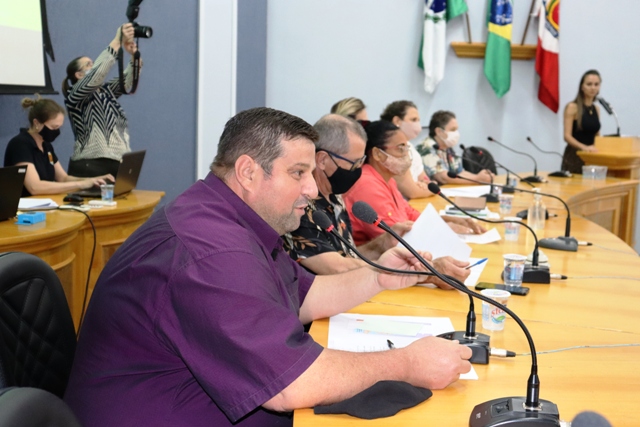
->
[460, 144, 467, 151]
[572, 411, 612, 427]
[526, 136, 532, 142]
[311, 210, 333, 231]
[487, 136, 493, 142]
[427, 182, 441, 194]
[352, 201, 379, 225]
[447, 171, 458, 179]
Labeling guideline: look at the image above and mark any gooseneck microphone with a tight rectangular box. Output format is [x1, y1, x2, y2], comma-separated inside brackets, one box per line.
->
[447, 172, 580, 252]
[428, 182, 551, 283]
[597, 96, 621, 136]
[488, 136, 545, 183]
[526, 137, 572, 178]
[350, 201, 560, 427]
[312, 210, 496, 364]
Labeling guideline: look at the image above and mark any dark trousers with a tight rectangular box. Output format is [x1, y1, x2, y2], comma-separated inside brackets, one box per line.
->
[68, 158, 120, 178]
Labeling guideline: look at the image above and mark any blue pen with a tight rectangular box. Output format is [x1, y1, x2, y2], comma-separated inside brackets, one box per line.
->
[465, 258, 488, 269]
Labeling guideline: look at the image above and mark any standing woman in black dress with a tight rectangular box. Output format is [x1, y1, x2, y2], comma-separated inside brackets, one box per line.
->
[561, 69, 602, 174]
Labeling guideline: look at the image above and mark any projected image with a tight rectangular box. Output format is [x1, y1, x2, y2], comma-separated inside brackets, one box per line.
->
[0, 0, 50, 91]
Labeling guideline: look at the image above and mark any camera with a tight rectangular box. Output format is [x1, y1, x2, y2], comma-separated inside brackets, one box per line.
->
[126, 0, 152, 39]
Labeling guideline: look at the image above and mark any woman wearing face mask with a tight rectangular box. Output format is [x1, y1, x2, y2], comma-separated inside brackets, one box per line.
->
[62, 23, 139, 178]
[3, 96, 114, 197]
[380, 100, 434, 199]
[561, 70, 602, 174]
[343, 121, 485, 245]
[417, 110, 493, 185]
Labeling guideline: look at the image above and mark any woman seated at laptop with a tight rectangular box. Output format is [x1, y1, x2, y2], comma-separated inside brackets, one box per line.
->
[3, 96, 113, 197]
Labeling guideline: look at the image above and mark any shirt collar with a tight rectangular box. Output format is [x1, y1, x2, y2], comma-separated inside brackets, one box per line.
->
[202, 173, 283, 251]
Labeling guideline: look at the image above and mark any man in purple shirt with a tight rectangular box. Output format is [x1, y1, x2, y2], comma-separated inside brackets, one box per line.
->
[64, 108, 472, 426]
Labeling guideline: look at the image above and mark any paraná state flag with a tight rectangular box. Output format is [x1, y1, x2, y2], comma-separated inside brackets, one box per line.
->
[535, 0, 560, 112]
[484, 0, 513, 98]
[418, 0, 468, 93]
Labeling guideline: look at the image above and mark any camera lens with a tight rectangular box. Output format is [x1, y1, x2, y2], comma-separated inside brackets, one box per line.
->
[134, 25, 153, 39]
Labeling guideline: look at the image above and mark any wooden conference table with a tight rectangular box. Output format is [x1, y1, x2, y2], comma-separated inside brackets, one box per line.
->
[293, 174, 640, 426]
[0, 190, 164, 329]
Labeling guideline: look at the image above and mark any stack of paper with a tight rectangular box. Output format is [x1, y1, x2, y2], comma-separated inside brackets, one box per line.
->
[18, 198, 59, 210]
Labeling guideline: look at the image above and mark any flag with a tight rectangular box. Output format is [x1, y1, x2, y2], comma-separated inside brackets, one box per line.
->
[536, 0, 560, 112]
[418, 0, 468, 93]
[484, 0, 513, 98]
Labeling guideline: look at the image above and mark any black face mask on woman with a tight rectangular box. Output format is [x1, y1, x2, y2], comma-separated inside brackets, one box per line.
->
[39, 125, 61, 144]
[326, 166, 362, 195]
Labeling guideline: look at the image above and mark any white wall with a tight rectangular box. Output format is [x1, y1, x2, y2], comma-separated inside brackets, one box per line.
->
[266, 0, 640, 250]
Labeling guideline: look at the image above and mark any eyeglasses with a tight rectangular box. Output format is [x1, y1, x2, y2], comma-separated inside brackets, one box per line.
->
[320, 150, 367, 172]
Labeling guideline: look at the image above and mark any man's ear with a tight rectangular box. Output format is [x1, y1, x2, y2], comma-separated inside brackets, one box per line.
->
[315, 151, 329, 171]
[234, 154, 259, 191]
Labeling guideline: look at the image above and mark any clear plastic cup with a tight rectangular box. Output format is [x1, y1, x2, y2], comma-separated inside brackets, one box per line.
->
[503, 217, 522, 241]
[503, 253, 527, 287]
[499, 194, 514, 216]
[481, 289, 511, 331]
[101, 184, 114, 202]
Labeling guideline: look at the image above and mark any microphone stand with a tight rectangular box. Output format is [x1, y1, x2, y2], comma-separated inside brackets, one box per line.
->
[427, 183, 551, 284]
[488, 137, 546, 183]
[598, 97, 621, 136]
[459, 146, 499, 203]
[526, 137, 572, 178]
[350, 201, 560, 427]
[493, 160, 536, 191]
[451, 174, 579, 252]
[310, 210, 492, 364]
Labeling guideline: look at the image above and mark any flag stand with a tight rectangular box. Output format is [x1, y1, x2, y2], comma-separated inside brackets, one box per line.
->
[521, 0, 538, 45]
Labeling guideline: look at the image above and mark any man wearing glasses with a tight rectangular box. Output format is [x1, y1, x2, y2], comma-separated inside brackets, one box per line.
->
[284, 115, 471, 289]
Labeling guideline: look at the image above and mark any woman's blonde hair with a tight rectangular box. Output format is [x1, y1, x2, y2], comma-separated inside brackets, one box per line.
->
[21, 94, 65, 127]
[330, 97, 366, 119]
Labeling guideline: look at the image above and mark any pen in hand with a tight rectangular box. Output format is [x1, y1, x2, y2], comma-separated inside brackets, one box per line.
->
[465, 257, 488, 270]
[387, 339, 395, 350]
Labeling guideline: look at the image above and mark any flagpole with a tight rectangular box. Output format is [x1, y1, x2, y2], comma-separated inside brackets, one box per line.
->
[521, 0, 537, 45]
[464, 12, 473, 43]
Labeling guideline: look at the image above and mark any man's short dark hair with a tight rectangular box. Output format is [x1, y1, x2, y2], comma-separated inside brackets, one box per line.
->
[428, 110, 456, 138]
[313, 114, 367, 155]
[211, 107, 319, 178]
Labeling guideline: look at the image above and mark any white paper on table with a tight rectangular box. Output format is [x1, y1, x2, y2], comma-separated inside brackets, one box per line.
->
[401, 204, 472, 261]
[18, 198, 59, 210]
[440, 205, 500, 220]
[328, 313, 478, 380]
[441, 185, 491, 198]
[457, 228, 501, 245]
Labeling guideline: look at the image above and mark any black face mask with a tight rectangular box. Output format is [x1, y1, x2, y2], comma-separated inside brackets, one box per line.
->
[39, 125, 60, 143]
[326, 166, 362, 195]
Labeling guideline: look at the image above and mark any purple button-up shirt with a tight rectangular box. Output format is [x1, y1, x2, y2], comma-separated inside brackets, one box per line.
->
[65, 173, 323, 426]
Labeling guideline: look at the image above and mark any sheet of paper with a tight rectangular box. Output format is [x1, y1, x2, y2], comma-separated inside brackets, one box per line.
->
[18, 198, 58, 210]
[457, 228, 501, 245]
[328, 313, 478, 380]
[441, 185, 491, 198]
[401, 204, 472, 261]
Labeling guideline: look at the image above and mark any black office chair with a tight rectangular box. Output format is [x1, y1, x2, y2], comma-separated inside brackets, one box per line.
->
[462, 146, 498, 174]
[0, 387, 81, 427]
[0, 252, 77, 399]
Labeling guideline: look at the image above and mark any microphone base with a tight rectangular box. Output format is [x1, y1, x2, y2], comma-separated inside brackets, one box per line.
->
[539, 236, 578, 252]
[504, 265, 551, 284]
[470, 397, 560, 427]
[522, 175, 546, 183]
[483, 193, 500, 203]
[547, 170, 572, 178]
[437, 331, 490, 364]
[502, 186, 516, 194]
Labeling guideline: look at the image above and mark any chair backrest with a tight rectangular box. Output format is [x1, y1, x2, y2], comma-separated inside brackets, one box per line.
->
[0, 387, 81, 427]
[0, 252, 77, 398]
[462, 146, 498, 174]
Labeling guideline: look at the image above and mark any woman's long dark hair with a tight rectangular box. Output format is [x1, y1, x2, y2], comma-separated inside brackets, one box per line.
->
[573, 69, 601, 130]
[61, 56, 84, 95]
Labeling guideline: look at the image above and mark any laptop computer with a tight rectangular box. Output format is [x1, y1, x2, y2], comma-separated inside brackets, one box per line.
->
[71, 150, 146, 198]
[0, 166, 27, 221]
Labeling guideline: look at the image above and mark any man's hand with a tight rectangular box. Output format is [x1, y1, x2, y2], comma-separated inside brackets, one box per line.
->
[400, 336, 472, 389]
[374, 247, 432, 291]
[426, 257, 470, 289]
[443, 216, 486, 234]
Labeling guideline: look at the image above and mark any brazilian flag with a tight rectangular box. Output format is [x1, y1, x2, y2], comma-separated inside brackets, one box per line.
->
[484, 0, 513, 98]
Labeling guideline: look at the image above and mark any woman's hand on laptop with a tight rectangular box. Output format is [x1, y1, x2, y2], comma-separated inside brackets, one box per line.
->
[79, 174, 115, 189]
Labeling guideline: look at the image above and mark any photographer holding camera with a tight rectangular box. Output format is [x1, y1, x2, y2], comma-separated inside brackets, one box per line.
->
[62, 23, 141, 178]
